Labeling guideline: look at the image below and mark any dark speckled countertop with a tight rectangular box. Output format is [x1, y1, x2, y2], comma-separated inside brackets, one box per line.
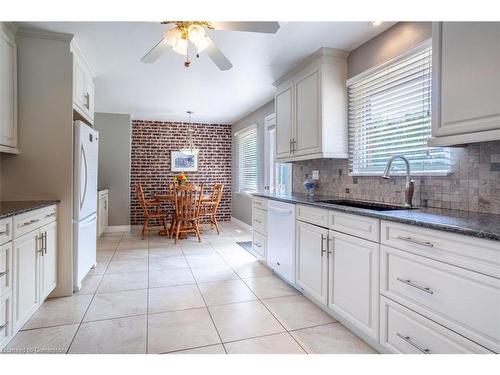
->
[0, 200, 60, 219]
[252, 192, 500, 242]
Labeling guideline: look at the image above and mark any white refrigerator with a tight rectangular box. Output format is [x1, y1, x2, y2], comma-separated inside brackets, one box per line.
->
[73, 120, 99, 291]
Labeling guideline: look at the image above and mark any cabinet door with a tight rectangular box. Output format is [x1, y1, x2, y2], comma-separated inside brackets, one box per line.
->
[73, 57, 87, 112]
[13, 231, 40, 331]
[433, 22, 500, 137]
[0, 28, 17, 149]
[103, 196, 109, 229]
[98, 196, 106, 237]
[40, 221, 57, 301]
[275, 84, 294, 159]
[295, 69, 321, 156]
[296, 221, 328, 305]
[328, 231, 379, 340]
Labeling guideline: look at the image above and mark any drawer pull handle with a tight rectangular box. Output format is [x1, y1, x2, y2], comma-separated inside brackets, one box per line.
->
[0, 230, 8, 236]
[253, 242, 262, 248]
[396, 333, 430, 354]
[0, 321, 8, 329]
[22, 219, 39, 227]
[45, 213, 56, 218]
[397, 236, 434, 247]
[254, 219, 261, 224]
[0, 270, 8, 277]
[397, 277, 434, 295]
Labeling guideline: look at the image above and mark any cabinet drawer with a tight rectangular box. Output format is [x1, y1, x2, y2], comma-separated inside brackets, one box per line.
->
[13, 205, 57, 238]
[381, 220, 500, 278]
[296, 205, 329, 227]
[0, 294, 13, 350]
[252, 208, 267, 235]
[252, 230, 266, 259]
[0, 218, 13, 245]
[381, 245, 500, 353]
[329, 211, 379, 242]
[0, 242, 12, 297]
[380, 296, 492, 354]
[253, 197, 268, 211]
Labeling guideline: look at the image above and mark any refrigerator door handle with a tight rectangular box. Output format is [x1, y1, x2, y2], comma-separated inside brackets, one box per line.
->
[80, 144, 88, 210]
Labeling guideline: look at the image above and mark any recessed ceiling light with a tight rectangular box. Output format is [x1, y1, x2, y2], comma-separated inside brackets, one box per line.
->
[372, 21, 382, 26]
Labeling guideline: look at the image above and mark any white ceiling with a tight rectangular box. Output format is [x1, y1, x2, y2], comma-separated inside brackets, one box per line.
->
[24, 21, 395, 124]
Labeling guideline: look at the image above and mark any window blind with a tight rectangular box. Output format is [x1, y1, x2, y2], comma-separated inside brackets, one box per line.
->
[348, 45, 450, 176]
[235, 125, 258, 193]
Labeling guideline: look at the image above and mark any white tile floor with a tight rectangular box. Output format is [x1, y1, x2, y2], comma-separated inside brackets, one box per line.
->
[3, 221, 377, 354]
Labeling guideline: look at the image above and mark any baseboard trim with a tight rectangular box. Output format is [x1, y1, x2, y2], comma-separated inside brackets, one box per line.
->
[230, 216, 252, 232]
[104, 225, 131, 233]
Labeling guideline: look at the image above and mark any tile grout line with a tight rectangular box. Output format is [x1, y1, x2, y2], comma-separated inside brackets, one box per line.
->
[181, 238, 228, 354]
[65, 232, 124, 354]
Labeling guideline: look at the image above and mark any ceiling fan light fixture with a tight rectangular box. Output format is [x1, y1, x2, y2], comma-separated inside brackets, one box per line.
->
[172, 37, 188, 55]
[164, 26, 182, 47]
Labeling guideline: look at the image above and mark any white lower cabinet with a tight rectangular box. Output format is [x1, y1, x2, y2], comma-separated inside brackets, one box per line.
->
[296, 220, 329, 305]
[328, 231, 379, 341]
[380, 296, 492, 354]
[12, 231, 39, 331]
[0, 205, 58, 350]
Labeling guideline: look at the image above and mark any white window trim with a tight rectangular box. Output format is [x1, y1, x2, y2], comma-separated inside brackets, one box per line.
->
[347, 39, 451, 177]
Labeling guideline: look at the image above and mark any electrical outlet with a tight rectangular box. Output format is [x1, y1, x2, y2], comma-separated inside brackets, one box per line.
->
[312, 170, 319, 180]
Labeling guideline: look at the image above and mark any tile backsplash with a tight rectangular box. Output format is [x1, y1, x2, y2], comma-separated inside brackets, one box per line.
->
[292, 141, 500, 215]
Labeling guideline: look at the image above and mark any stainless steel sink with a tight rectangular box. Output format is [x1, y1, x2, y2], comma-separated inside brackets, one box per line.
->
[316, 199, 417, 211]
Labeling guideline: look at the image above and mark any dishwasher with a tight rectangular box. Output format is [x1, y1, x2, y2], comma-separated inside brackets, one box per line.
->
[267, 200, 296, 284]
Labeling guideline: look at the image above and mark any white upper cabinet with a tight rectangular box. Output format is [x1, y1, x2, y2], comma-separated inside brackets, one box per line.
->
[0, 23, 18, 154]
[274, 48, 348, 162]
[429, 22, 500, 146]
[71, 39, 95, 124]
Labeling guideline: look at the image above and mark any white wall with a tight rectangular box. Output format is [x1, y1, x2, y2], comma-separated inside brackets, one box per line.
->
[231, 100, 275, 225]
[94, 112, 131, 226]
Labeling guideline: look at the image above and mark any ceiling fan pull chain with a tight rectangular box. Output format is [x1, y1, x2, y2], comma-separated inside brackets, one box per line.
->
[184, 40, 191, 68]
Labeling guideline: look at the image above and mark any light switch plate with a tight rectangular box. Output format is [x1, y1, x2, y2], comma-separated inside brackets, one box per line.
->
[312, 170, 319, 180]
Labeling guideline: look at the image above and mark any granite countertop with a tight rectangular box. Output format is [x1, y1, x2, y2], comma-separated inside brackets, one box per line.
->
[0, 200, 60, 219]
[252, 192, 500, 241]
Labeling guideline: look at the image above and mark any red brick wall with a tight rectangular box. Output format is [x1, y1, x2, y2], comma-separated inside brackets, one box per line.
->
[130, 120, 232, 225]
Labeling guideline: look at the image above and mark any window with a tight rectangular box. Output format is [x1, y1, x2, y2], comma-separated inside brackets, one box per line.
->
[348, 44, 450, 176]
[267, 127, 292, 194]
[235, 125, 258, 193]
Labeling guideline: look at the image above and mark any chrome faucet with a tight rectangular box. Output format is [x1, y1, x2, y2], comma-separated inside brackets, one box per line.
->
[382, 155, 414, 208]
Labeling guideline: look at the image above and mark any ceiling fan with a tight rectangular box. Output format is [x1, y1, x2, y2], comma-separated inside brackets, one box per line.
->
[141, 21, 280, 71]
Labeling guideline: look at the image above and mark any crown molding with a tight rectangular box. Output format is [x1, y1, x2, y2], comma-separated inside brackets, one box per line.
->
[273, 47, 349, 87]
[16, 26, 74, 43]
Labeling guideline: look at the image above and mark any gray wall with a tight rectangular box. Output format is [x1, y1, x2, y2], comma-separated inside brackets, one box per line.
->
[231, 100, 275, 225]
[348, 22, 431, 78]
[94, 112, 131, 226]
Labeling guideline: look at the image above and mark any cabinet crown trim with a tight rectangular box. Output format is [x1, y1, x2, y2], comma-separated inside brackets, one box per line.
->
[273, 47, 348, 87]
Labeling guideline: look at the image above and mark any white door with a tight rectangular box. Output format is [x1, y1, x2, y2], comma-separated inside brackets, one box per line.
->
[295, 69, 321, 156]
[74, 214, 97, 290]
[0, 29, 16, 149]
[295, 221, 328, 305]
[13, 231, 40, 331]
[275, 84, 294, 159]
[74, 121, 99, 221]
[328, 230, 379, 340]
[40, 221, 57, 301]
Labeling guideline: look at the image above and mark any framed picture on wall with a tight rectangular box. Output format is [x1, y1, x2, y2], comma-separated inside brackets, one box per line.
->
[171, 151, 198, 172]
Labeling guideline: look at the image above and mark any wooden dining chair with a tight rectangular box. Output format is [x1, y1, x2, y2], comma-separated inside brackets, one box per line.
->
[200, 183, 224, 234]
[172, 183, 204, 243]
[135, 183, 168, 239]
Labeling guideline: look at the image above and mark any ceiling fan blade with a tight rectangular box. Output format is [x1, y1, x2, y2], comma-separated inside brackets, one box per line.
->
[205, 37, 233, 71]
[210, 22, 280, 34]
[141, 38, 170, 63]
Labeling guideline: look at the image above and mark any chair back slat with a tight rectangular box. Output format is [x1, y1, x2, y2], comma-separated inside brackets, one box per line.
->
[136, 183, 149, 215]
[174, 184, 204, 221]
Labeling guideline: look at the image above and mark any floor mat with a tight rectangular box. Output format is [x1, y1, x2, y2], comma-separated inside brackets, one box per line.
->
[236, 241, 253, 253]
